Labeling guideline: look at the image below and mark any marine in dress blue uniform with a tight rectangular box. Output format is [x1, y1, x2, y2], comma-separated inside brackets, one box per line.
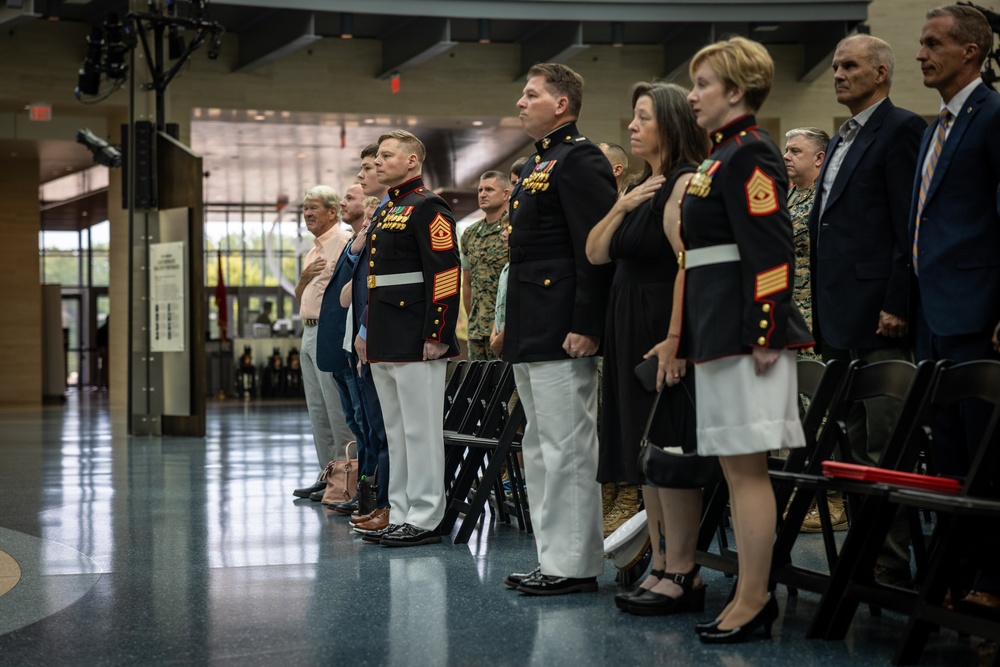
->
[504, 63, 617, 594]
[366, 130, 460, 547]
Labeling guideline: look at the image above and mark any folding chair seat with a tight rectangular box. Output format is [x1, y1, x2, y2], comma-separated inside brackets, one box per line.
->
[813, 359, 1000, 664]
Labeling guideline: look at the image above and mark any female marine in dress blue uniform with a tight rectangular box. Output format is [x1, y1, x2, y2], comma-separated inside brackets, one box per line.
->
[657, 37, 813, 643]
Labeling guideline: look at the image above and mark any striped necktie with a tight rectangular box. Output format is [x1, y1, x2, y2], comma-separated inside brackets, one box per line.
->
[912, 109, 951, 273]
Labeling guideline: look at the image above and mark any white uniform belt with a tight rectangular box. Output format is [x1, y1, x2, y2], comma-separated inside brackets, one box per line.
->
[368, 271, 424, 289]
[679, 244, 741, 270]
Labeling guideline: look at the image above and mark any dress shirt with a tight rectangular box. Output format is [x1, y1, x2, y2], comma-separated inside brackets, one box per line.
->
[299, 226, 350, 320]
[820, 97, 886, 216]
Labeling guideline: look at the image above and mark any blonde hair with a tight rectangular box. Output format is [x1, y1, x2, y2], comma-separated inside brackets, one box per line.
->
[690, 37, 774, 112]
[377, 129, 426, 165]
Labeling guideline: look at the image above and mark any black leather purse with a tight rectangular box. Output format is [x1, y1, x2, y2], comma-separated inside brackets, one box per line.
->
[634, 360, 719, 489]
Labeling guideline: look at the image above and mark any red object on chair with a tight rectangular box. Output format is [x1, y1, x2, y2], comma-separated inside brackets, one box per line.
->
[822, 461, 962, 493]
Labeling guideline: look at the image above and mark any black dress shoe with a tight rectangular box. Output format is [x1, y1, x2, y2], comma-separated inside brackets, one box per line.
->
[699, 596, 779, 644]
[293, 479, 327, 499]
[361, 523, 401, 544]
[504, 566, 541, 589]
[516, 573, 598, 596]
[614, 569, 664, 610]
[309, 490, 325, 502]
[380, 523, 442, 547]
[327, 493, 360, 515]
[626, 568, 706, 616]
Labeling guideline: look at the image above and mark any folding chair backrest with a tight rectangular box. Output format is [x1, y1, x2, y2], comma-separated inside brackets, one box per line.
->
[920, 359, 1000, 493]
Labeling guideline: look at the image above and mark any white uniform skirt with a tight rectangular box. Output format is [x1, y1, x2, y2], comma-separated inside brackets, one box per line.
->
[694, 350, 805, 457]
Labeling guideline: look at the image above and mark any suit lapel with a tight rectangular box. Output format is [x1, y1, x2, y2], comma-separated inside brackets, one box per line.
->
[823, 100, 891, 213]
[924, 84, 987, 204]
[809, 134, 839, 230]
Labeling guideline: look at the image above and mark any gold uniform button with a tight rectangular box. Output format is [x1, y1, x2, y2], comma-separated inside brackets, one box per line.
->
[534, 156, 541, 164]
[369, 261, 374, 267]
[371, 234, 376, 240]
[762, 304, 771, 313]
[432, 333, 437, 338]
[434, 319, 440, 325]
[437, 307, 443, 312]
[759, 320, 768, 329]
[370, 248, 376, 254]
[757, 336, 766, 345]
[399, 301, 405, 306]
[565, 135, 571, 140]
[740, 131, 747, 136]
[513, 201, 519, 210]
[543, 278, 551, 286]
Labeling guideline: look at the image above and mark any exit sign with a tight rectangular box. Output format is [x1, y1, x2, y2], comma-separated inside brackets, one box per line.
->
[28, 103, 51, 121]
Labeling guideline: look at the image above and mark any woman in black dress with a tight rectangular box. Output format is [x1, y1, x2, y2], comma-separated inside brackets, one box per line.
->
[586, 82, 710, 615]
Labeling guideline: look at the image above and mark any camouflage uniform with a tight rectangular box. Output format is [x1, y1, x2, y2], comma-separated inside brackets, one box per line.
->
[788, 181, 817, 359]
[460, 210, 509, 360]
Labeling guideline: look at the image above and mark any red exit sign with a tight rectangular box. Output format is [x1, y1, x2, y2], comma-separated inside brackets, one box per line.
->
[28, 103, 51, 121]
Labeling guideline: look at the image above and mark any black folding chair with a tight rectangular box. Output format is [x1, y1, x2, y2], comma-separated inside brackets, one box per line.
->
[813, 360, 1000, 665]
[441, 362, 526, 543]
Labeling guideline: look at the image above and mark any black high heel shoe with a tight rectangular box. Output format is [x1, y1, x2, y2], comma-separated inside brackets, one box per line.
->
[699, 596, 779, 644]
[694, 618, 721, 635]
[625, 566, 706, 616]
[614, 569, 664, 611]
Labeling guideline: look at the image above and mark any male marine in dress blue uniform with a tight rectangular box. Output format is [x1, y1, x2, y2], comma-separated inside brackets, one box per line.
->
[503, 63, 616, 595]
[365, 130, 461, 547]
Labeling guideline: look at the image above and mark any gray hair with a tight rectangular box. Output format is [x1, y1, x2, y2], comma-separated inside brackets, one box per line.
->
[785, 127, 831, 155]
[837, 34, 896, 87]
[302, 185, 341, 215]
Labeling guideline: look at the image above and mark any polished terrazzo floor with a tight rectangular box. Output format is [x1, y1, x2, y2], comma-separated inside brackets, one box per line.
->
[0, 392, 989, 666]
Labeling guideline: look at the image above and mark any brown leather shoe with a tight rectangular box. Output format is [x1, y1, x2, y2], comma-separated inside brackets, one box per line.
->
[350, 509, 378, 525]
[962, 590, 1000, 609]
[353, 507, 390, 533]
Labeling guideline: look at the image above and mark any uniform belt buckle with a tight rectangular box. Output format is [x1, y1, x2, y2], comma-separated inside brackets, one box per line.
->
[677, 251, 685, 270]
[367, 275, 376, 289]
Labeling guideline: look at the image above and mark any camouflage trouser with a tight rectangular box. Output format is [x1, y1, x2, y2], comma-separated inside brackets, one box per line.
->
[468, 336, 497, 361]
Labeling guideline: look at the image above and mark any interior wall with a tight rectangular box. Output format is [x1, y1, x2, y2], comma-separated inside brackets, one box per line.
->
[0, 155, 42, 406]
[0, 0, 970, 407]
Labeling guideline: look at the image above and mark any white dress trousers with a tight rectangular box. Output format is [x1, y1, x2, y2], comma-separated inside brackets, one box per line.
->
[300, 325, 355, 467]
[371, 359, 447, 530]
[513, 357, 604, 578]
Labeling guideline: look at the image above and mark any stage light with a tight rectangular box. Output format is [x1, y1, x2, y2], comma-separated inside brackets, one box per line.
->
[76, 27, 104, 96]
[76, 128, 122, 168]
[103, 12, 128, 80]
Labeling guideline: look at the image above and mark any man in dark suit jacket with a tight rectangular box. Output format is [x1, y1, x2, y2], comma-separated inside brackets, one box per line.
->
[912, 4, 1000, 605]
[808, 34, 926, 585]
[316, 183, 371, 512]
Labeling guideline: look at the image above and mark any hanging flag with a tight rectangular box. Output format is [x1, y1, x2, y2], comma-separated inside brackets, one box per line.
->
[214, 249, 228, 343]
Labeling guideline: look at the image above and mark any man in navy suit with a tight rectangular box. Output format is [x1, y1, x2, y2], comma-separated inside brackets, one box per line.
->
[808, 33, 927, 586]
[316, 182, 371, 511]
[912, 4, 1000, 606]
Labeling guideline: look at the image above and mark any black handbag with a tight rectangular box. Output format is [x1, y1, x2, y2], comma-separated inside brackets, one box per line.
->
[635, 364, 719, 489]
[357, 472, 377, 517]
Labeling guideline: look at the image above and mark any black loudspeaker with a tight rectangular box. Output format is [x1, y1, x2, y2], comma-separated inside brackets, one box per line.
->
[121, 120, 156, 209]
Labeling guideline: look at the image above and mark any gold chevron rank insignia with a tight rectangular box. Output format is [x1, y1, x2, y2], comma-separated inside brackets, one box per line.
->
[755, 264, 788, 299]
[429, 213, 454, 251]
[433, 267, 459, 300]
[745, 166, 779, 216]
